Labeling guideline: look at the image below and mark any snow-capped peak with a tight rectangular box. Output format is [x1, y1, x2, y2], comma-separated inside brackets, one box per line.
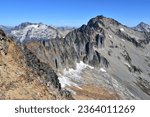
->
[134, 22, 150, 32]
[10, 22, 74, 42]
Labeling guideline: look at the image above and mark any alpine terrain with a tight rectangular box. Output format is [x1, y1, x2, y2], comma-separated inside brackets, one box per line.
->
[0, 15, 150, 99]
[134, 22, 150, 32]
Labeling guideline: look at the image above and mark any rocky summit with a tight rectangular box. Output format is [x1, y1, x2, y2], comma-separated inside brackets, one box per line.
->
[0, 15, 150, 100]
[134, 22, 150, 32]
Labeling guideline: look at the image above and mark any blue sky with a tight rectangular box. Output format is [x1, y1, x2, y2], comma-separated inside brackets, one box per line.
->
[0, 0, 149, 26]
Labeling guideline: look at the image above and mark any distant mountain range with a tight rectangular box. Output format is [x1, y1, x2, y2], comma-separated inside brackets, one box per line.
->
[0, 22, 76, 42]
[1, 21, 150, 43]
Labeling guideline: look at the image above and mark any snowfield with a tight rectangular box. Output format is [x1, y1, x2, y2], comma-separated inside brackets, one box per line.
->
[58, 61, 94, 88]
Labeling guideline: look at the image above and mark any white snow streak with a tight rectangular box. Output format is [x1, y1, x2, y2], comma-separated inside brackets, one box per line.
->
[124, 62, 131, 68]
[121, 39, 125, 42]
[120, 28, 125, 32]
[100, 68, 106, 72]
[108, 34, 112, 38]
[58, 61, 94, 88]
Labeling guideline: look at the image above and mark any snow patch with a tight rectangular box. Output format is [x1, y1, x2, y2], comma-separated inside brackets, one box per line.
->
[108, 34, 112, 38]
[124, 62, 131, 68]
[58, 61, 94, 88]
[120, 28, 125, 32]
[58, 75, 80, 88]
[26, 24, 38, 29]
[121, 39, 125, 42]
[100, 68, 106, 72]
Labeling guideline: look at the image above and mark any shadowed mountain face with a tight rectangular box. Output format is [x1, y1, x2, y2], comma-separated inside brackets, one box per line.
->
[1, 15, 150, 99]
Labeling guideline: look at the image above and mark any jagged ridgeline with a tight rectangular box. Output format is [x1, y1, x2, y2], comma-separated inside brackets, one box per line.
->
[1, 15, 150, 99]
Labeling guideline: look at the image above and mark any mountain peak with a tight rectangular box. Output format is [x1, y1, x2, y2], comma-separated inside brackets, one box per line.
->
[13, 22, 34, 30]
[134, 22, 150, 32]
[87, 15, 121, 28]
[9, 22, 75, 42]
[139, 22, 149, 26]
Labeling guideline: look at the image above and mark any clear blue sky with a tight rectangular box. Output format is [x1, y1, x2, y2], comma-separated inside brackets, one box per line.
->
[0, 0, 149, 27]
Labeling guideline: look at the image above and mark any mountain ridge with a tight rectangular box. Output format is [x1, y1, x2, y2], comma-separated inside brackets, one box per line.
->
[0, 22, 76, 43]
[0, 29, 73, 99]
[1, 15, 150, 99]
[1, 19, 150, 42]
[25, 15, 150, 99]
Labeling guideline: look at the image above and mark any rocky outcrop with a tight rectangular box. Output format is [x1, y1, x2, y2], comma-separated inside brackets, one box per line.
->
[0, 30, 73, 99]
[0, 29, 9, 55]
[22, 46, 61, 91]
[22, 46, 73, 99]
[116, 30, 140, 47]
[135, 77, 150, 96]
[26, 18, 109, 71]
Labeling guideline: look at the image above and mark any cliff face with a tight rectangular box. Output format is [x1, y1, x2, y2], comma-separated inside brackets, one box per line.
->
[0, 29, 72, 99]
[26, 16, 150, 99]
[26, 18, 110, 71]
